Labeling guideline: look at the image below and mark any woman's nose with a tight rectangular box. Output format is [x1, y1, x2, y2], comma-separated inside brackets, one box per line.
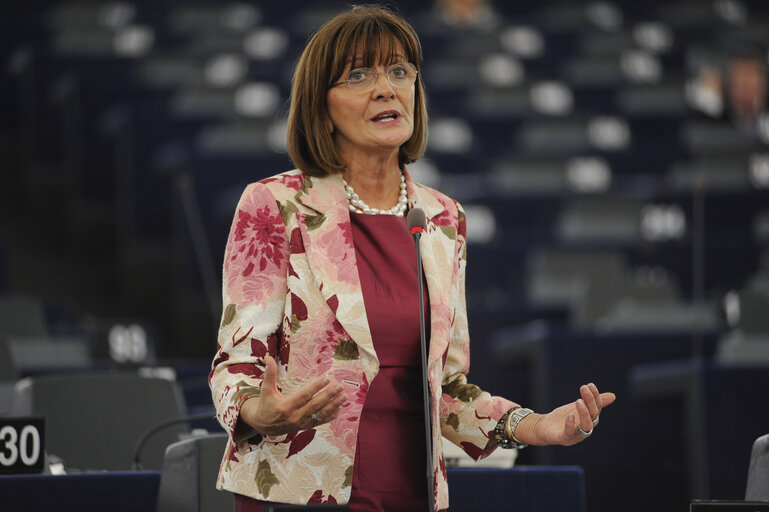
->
[372, 70, 396, 98]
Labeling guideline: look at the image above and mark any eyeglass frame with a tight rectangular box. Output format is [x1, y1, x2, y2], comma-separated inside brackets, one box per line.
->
[329, 62, 419, 91]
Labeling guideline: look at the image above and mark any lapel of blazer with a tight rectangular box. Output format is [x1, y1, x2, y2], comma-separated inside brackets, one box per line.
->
[292, 169, 454, 370]
[405, 171, 452, 367]
[293, 173, 376, 365]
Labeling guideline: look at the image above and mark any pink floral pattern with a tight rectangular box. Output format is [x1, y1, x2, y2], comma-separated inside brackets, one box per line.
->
[263, 172, 304, 191]
[289, 313, 346, 377]
[327, 368, 369, 453]
[306, 217, 358, 286]
[209, 169, 515, 510]
[224, 186, 288, 305]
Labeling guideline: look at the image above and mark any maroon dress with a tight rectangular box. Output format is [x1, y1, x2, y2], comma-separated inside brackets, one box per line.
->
[235, 212, 431, 512]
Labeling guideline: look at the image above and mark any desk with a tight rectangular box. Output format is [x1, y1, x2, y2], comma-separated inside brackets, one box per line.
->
[630, 359, 769, 501]
[492, 325, 719, 512]
[0, 467, 584, 512]
[0, 471, 161, 512]
[447, 466, 585, 512]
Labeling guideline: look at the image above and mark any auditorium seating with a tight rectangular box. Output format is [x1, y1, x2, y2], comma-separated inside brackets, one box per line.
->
[747, 433, 769, 501]
[0, 463, 587, 512]
[10, 373, 189, 471]
[2, 335, 94, 377]
[1, 0, 768, 511]
[0, 293, 49, 338]
[0, 234, 7, 292]
[156, 433, 233, 512]
[154, 433, 586, 512]
[630, 360, 769, 503]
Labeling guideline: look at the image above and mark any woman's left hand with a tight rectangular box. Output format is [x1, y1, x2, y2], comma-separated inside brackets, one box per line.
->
[526, 383, 616, 446]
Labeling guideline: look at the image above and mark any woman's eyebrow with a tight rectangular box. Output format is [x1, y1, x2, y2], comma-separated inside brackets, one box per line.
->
[344, 53, 408, 67]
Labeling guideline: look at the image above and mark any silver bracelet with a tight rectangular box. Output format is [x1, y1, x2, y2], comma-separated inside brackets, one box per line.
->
[494, 407, 533, 449]
[507, 407, 534, 449]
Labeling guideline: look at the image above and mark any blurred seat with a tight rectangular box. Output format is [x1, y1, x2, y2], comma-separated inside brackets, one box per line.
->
[524, 245, 717, 333]
[465, 86, 534, 121]
[573, 265, 680, 329]
[556, 198, 643, 245]
[514, 114, 665, 158]
[488, 157, 571, 196]
[535, 2, 624, 35]
[517, 118, 590, 155]
[0, 232, 7, 292]
[730, 289, 769, 336]
[419, 55, 482, 95]
[2, 335, 93, 379]
[0, 336, 16, 382]
[0, 334, 16, 414]
[682, 119, 764, 156]
[560, 55, 626, 88]
[595, 298, 722, 334]
[746, 433, 769, 501]
[0, 293, 48, 337]
[156, 433, 233, 512]
[525, 248, 626, 308]
[716, 286, 769, 365]
[616, 82, 689, 118]
[0, 381, 13, 415]
[11, 373, 189, 471]
[666, 153, 756, 193]
[165, 2, 262, 38]
[656, 0, 720, 30]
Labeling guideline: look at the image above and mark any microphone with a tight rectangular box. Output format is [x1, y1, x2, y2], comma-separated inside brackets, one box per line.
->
[407, 207, 434, 512]
[408, 207, 427, 238]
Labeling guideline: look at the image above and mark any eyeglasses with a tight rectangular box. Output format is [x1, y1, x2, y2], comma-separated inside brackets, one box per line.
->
[330, 62, 418, 92]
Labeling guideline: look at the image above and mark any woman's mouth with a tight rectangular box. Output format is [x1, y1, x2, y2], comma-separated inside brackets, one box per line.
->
[371, 110, 400, 122]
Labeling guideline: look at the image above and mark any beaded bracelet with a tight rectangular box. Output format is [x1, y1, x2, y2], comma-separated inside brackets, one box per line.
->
[494, 407, 534, 449]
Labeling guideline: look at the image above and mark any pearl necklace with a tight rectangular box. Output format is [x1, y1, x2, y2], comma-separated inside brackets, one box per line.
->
[343, 172, 408, 216]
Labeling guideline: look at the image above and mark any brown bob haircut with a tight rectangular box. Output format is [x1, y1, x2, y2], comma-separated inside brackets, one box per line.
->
[287, 4, 428, 177]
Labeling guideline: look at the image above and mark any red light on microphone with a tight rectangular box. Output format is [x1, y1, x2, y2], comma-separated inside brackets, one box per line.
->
[407, 208, 427, 238]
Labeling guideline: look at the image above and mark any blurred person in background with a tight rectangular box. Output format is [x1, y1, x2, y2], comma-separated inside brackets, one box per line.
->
[726, 53, 767, 135]
[209, 5, 615, 512]
[687, 43, 768, 138]
[415, 0, 504, 39]
[432, 0, 501, 31]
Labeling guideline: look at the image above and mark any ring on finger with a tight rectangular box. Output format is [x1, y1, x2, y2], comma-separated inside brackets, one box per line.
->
[577, 424, 593, 439]
[311, 412, 322, 424]
[592, 416, 599, 427]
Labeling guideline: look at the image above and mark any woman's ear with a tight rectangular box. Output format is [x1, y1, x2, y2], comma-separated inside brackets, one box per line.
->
[325, 117, 334, 133]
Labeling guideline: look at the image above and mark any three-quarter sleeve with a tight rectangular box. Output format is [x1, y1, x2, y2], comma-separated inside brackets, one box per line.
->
[209, 182, 290, 443]
[438, 200, 517, 460]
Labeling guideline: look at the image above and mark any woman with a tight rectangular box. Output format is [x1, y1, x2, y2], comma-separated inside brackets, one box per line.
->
[209, 5, 615, 511]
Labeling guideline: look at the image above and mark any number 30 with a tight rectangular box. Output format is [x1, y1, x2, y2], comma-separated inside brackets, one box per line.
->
[0, 425, 41, 466]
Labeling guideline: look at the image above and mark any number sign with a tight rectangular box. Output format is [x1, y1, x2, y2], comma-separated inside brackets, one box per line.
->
[0, 417, 45, 474]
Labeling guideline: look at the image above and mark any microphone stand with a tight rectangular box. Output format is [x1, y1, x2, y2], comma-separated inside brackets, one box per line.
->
[409, 209, 435, 512]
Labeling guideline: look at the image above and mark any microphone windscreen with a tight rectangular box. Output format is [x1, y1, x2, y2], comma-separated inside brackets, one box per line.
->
[407, 207, 427, 231]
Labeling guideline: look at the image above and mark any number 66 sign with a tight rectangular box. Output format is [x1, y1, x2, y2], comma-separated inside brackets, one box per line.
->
[0, 418, 45, 474]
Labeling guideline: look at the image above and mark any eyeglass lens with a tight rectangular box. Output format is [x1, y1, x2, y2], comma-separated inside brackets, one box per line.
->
[345, 62, 416, 91]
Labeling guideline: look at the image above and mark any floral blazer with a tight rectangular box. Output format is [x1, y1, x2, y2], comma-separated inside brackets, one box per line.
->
[209, 168, 516, 509]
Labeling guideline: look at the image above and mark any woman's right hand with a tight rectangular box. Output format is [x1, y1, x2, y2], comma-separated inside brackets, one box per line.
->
[240, 355, 348, 436]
